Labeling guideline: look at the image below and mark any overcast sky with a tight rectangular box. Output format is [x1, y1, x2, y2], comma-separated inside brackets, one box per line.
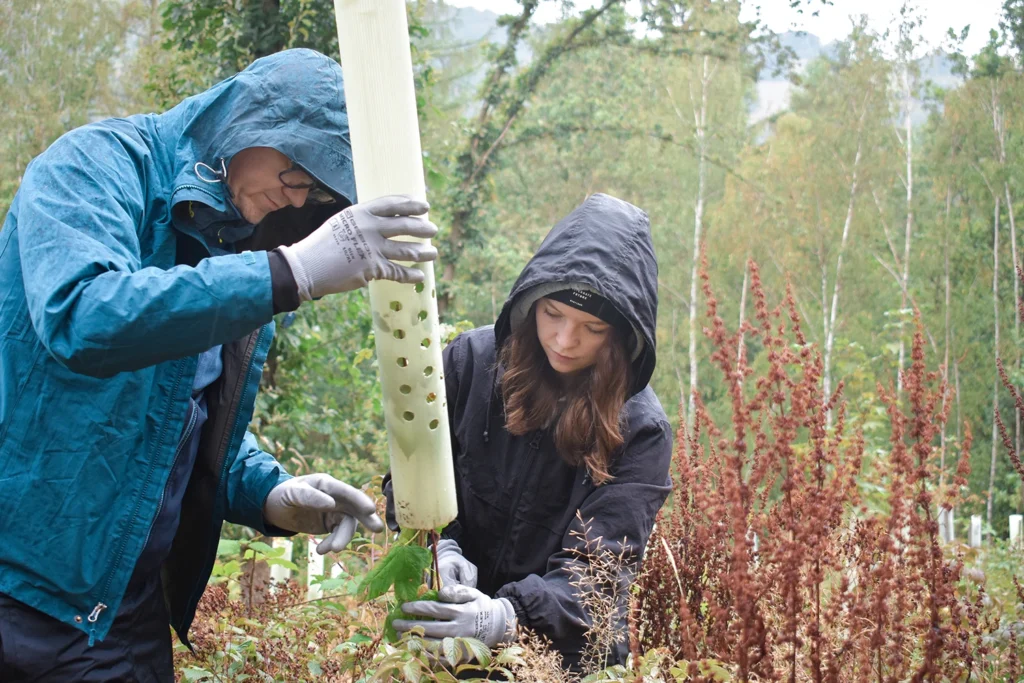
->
[443, 0, 1004, 57]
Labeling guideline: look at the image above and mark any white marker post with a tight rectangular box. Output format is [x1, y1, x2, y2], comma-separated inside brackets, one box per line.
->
[270, 537, 294, 587]
[1010, 514, 1023, 548]
[334, 0, 457, 531]
[938, 507, 955, 544]
[307, 537, 325, 601]
[969, 514, 983, 548]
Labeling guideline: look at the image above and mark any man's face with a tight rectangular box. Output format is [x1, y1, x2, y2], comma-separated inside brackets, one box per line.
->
[227, 147, 311, 224]
[534, 297, 611, 374]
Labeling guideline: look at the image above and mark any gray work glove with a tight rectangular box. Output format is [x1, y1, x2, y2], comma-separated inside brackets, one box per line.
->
[432, 539, 478, 589]
[394, 585, 518, 648]
[279, 194, 438, 301]
[263, 473, 385, 554]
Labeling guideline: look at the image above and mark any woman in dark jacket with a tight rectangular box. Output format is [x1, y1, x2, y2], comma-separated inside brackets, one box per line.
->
[388, 193, 672, 671]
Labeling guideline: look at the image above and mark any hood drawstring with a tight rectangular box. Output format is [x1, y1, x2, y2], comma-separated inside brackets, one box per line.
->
[194, 158, 228, 184]
[191, 157, 246, 226]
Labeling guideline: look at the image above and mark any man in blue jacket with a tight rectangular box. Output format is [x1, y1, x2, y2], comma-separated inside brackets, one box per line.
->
[0, 49, 434, 680]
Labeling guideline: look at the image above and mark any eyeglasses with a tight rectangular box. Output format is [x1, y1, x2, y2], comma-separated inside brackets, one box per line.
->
[279, 165, 337, 205]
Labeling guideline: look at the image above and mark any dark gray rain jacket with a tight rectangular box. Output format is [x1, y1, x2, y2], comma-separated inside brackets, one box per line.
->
[387, 194, 672, 670]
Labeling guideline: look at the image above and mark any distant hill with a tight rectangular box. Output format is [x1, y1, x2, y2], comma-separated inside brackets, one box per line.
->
[753, 31, 960, 124]
[435, 6, 959, 126]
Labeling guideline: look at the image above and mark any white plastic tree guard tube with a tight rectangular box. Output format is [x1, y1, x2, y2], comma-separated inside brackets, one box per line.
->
[334, 0, 457, 531]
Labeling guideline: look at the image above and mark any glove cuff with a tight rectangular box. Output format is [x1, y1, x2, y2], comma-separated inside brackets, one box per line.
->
[495, 597, 518, 644]
[278, 243, 314, 302]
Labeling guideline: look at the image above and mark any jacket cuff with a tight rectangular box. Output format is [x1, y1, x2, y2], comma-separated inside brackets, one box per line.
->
[268, 248, 301, 314]
[439, 520, 464, 544]
[242, 469, 293, 535]
[503, 594, 529, 630]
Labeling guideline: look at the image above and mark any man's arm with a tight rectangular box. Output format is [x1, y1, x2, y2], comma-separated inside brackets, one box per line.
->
[222, 430, 293, 534]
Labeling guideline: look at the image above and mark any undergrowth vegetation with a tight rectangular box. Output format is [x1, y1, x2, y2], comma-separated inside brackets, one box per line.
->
[175, 262, 1024, 682]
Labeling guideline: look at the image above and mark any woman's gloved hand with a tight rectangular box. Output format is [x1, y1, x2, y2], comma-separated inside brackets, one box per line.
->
[279, 194, 438, 300]
[263, 473, 385, 554]
[393, 584, 518, 648]
[432, 539, 478, 589]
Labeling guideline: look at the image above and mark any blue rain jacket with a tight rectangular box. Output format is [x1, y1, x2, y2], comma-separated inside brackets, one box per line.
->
[0, 48, 355, 645]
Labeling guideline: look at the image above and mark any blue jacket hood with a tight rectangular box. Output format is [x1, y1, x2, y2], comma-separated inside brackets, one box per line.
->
[165, 48, 356, 215]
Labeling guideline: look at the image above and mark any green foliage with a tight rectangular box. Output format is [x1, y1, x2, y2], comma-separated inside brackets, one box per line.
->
[357, 528, 435, 642]
[161, 0, 340, 81]
[0, 1, 127, 218]
[249, 292, 388, 485]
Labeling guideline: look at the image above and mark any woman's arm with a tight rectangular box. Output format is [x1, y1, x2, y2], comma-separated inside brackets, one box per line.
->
[495, 416, 672, 669]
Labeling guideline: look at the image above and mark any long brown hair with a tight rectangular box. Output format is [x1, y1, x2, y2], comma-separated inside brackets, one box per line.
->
[498, 303, 633, 485]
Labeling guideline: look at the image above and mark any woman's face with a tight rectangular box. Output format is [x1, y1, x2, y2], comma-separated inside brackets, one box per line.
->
[535, 297, 612, 374]
[227, 147, 311, 224]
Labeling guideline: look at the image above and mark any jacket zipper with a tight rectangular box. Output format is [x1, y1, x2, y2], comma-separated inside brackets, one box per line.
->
[83, 185, 219, 643]
[173, 183, 224, 204]
[487, 431, 543, 588]
[138, 400, 198, 553]
[88, 360, 188, 644]
[180, 325, 268, 639]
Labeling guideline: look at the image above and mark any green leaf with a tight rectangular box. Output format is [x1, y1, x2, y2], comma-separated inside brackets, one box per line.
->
[394, 578, 432, 606]
[247, 540, 277, 554]
[212, 560, 241, 577]
[318, 577, 348, 592]
[460, 637, 492, 666]
[495, 645, 525, 666]
[357, 544, 431, 601]
[402, 659, 424, 683]
[383, 609, 401, 643]
[265, 558, 299, 570]
[216, 539, 241, 557]
[307, 660, 323, 677]
[442, 636, 461, 668]
[697, 659, 733, 681]
[181, 667, 212, 682]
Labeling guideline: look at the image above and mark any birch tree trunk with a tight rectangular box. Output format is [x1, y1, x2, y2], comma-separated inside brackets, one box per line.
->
[989, 195, 1002, 534]
[1006, 183, 1020, 460]
[684, 54, 714, 427]
[941, 184, 952, 488]
[897, 63, 914, 393]
[823, 137, 863, 428]
[991, 75, 1020, 465]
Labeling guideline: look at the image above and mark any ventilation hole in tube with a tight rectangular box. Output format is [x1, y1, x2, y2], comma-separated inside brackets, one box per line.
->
[423, 366, 433, 377]
[421, 338, 431, 348]
[403, 411, 415, 422]
[389, 301, 402, 311]
[415, 283, 425, 293]
[400, 385, 412, 394]
[426, 393, 437, 403]
[394, 329, 406, 339]
[429, 419, 439, 430]
[397, 357, 408, 367]
[418, 310, 428, 322]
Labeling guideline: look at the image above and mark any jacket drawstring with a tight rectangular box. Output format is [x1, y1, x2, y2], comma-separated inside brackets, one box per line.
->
[194, 158, 228, 183]
[483, 364, 499, 443]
